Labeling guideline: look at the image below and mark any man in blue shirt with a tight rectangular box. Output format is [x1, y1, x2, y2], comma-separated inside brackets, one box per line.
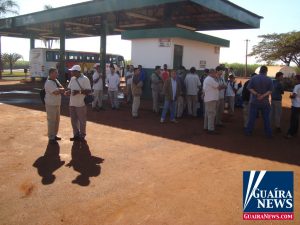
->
[245, 66, 273, 138]
[270, 72, 284, 132]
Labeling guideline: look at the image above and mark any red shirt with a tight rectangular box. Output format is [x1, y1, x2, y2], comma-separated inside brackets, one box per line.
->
[162, 70, 170, 81]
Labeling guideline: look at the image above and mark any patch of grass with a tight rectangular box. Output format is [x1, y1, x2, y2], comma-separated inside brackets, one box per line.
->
[2, 71, 27, 76]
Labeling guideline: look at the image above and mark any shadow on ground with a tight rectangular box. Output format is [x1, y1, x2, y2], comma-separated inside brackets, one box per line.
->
[66, 141, 104, 186]
[33, 143, 65, 185]
[2, 81, 300, 166]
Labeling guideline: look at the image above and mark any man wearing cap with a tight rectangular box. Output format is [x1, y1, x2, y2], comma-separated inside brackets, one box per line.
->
[151, 65, 163, 113]
[106, 65, 120, 109]
[66, 65, 91, 142]
[92, 63, 104, 111]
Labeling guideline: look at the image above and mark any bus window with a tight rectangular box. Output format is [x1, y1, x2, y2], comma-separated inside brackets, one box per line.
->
[54, 52, 60, 61]
[46, 51, 53, 61]
[117, 56, 125, 67]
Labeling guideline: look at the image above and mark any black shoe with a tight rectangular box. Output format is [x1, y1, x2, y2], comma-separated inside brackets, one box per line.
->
[70, 136, 80, 141]
[207, 130, 220, 135]
[284, 134, 293, 139]
[49, 139, 58, 144]
[55, 136, 62, 141]
[79, 136, 87, 142]
[275, 127, 282, 133]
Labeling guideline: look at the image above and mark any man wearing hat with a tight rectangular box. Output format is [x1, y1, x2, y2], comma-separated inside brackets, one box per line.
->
[66, 65, 91, 141]
[92, 63, 104, 111]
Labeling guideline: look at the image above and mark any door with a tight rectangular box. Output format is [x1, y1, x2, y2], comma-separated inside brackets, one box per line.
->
[173, 45, 183, 69]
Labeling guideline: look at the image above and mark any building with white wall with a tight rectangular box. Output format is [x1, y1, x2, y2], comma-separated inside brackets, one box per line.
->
[122, 27, 230, 70]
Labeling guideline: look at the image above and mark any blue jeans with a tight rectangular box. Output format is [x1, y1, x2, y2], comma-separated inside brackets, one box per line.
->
[246, 103, 272, 137]
[161, 100, 176, 120]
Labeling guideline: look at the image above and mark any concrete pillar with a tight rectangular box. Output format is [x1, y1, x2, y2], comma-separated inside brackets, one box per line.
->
[59, 22, 66, 83]
[30, 37, 35, 49]
[100, 16, 107, 78]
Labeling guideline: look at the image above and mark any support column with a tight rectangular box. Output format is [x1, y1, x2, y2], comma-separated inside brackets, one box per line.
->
[29, 37, 36, 82]
[0, 36, 2, 79]
[30, 37, 35, 49]
[100, 16, 107, 78]
[59, 22, 66, 83]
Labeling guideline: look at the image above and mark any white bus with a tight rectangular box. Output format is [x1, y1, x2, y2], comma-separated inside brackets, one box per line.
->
[29, 48, 126, 78]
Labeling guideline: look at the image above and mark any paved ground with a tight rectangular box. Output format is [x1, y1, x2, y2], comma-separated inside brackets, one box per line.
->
[0, 80, 299, 225]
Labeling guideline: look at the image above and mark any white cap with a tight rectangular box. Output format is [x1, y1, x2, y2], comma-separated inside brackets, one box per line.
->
[69, 65, 81, 72]
[93, 63, 100, 68]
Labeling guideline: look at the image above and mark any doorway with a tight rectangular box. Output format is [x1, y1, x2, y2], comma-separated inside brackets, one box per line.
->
[173, 45, 183, 69]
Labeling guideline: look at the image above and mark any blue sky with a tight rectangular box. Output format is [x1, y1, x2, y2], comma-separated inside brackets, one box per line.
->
[1, 0, 300, 64]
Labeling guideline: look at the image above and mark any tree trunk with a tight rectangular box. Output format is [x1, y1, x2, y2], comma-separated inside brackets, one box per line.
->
[10, 62, 12, 75]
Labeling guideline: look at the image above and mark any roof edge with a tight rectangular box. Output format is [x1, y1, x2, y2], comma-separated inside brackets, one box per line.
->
[122, 28, 230, 47]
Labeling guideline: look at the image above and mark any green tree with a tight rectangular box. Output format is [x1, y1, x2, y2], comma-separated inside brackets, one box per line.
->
[2, 53, 23, 74]
[0, 0, 19, 79]
[249, 31, 300, 67]
[0, 0, 18, 17]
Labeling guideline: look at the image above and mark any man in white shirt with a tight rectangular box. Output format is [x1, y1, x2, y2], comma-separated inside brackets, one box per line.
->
[106, 65, 120, 109]
[66, 65, 91, 142]
[184, 67, 201, 117]
[44, 68, 65, 144]
[225, 74, 238, 115]
[203, 69, 226, 134]
[286, 75, 300, 138]
[92, 63, 104, 111]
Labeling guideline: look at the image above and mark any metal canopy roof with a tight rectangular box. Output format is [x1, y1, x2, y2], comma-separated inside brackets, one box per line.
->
[122, 27, 230, 47]
[0, 0, 262, 40]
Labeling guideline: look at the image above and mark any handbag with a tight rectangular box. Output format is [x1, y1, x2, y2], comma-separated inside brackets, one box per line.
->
[75, 78, 94, 105]
[83, 94, 94, 105]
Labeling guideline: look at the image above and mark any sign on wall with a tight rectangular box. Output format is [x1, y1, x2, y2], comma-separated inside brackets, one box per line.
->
[199, 60, 206, 68]
[159, 38, 171, 47]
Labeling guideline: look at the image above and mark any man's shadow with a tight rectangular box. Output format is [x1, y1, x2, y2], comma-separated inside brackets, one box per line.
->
[66, 141, 104, 186]
[33, 143, 65, 185]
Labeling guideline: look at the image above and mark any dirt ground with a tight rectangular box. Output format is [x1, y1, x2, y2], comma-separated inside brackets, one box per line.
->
[0, 80, 299, 225]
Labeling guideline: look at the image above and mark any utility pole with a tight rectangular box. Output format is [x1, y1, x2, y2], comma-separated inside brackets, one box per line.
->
[0, 36, 2, 79]
[245, 39, 250, 77]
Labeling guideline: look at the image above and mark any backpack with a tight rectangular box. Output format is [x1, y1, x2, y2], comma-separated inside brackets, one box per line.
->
[40, 88, 46, 105]
[40, 79, 61, 105]
[242, 80, 250, 101]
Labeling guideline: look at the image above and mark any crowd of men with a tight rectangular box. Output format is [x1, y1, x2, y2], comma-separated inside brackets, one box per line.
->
[44, 63, 300, 144]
